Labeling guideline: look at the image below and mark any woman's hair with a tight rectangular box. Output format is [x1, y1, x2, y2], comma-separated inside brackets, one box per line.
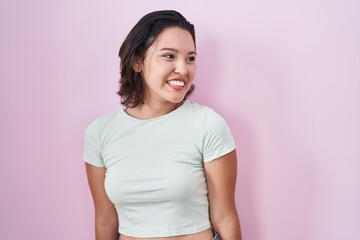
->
[117, 10, 196, 107]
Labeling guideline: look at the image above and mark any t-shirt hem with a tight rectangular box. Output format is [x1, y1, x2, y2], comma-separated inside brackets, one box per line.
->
[84, 158, 105, 168]
[203, 145, 236, 163]
[119, 222, 211, 238]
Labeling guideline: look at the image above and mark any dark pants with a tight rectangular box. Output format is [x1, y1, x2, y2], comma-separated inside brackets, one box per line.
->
[211, 229, 221, 240]
[119, 230, 221, 240]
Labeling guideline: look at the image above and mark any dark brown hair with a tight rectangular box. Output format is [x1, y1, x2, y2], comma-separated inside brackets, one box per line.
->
[117, 10, 196, 107]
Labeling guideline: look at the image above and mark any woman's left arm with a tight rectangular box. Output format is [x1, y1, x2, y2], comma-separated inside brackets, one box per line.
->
[204, 149, 242, 240]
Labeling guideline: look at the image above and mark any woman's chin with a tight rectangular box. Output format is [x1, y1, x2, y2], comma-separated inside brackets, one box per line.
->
[168, 96, 186, 104]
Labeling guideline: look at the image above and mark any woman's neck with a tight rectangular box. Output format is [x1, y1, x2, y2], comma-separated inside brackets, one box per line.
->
[125, 100, 183, 120]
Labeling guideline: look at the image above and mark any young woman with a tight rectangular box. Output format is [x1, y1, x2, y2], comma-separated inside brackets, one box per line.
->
[84, 10, 242, 240]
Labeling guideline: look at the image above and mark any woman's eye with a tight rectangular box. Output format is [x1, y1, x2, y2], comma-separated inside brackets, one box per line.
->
[163, 54, 174, 59]
[187, 56, 196, 62]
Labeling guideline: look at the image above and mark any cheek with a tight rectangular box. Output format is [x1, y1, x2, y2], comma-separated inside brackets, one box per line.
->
[189, 65, 196, 79]
[153, 62, 174, 76]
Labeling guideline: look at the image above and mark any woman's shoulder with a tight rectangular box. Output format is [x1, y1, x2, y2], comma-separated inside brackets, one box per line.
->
[185, 100, 222, 119]
[185, 100, 230, 130]
[184, 99, 211, 113]
[85, 109, 121, 133]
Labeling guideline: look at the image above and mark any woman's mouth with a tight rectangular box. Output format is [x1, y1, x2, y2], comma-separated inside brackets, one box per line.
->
[167, 80, 185, 86]
[166, 80, 186, 89]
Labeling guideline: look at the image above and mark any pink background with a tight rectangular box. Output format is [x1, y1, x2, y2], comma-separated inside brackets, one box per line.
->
[1, 1, 359, 240]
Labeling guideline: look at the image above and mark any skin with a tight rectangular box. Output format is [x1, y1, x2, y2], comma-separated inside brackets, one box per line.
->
[86, 27, 241, 240]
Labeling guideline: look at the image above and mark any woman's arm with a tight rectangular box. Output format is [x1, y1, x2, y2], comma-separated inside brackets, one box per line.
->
[85, 163, 119, 240]
[204, 150, 242, 240]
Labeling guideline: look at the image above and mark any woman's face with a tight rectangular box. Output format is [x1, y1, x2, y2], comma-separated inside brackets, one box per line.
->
[136, 27, 196, 105]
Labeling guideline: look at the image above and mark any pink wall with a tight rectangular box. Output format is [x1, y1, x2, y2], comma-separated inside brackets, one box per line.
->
[1, 1, 359, 239]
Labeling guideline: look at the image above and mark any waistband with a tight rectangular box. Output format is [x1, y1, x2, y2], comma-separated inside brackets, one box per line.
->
[211, 229, 221, 240]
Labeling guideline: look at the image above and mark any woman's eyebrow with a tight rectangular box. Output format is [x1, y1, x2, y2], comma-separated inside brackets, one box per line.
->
[158, 47, 197, 55]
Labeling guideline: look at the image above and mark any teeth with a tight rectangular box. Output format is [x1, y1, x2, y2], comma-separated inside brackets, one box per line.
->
[168, 80, 185, 87]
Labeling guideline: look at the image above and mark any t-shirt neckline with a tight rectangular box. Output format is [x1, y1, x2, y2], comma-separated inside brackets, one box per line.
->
[119, 99, 189, 122]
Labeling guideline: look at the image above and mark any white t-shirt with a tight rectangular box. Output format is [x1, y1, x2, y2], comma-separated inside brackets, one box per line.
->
[83, 100, 236, 237]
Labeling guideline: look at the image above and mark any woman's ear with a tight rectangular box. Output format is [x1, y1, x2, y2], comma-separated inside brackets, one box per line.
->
[132, 60, 142, 73]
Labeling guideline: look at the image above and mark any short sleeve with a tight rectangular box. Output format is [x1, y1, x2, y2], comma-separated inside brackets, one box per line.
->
[83, 120, 105, 167]
[202, 108, 236, 163]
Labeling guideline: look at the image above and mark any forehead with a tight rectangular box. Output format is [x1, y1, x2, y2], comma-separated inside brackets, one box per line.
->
[153, 27, 195, 51]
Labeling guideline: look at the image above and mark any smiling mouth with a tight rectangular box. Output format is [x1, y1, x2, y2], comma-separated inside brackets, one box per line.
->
[166, 80, 185, 87]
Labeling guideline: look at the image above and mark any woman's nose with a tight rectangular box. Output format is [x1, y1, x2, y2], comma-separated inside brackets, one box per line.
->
[174, 60, 188, 75]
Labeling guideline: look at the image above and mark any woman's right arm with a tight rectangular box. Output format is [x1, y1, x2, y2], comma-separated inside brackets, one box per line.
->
[86, 163, 119, 240]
